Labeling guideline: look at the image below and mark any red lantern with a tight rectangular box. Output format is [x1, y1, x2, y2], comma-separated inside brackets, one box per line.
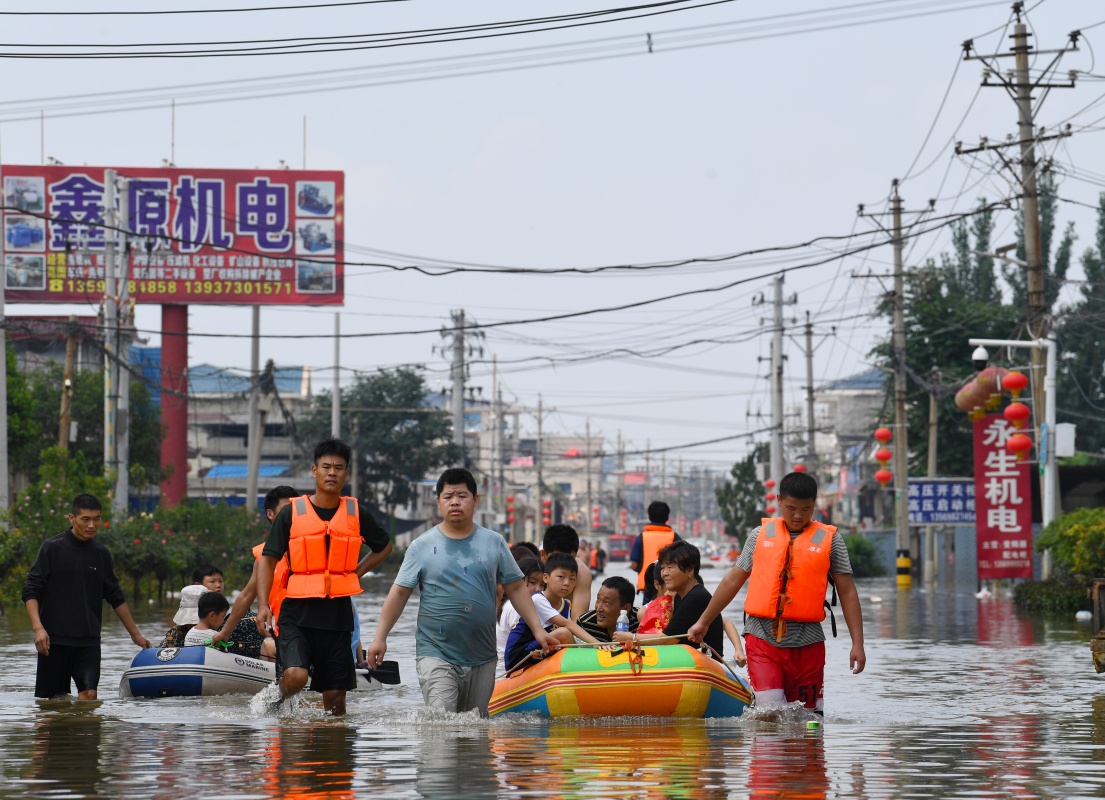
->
[792, 464, 807, 473]
[875, 468, 893, 487]
[874, 427, 893, 444]
[765, 505, 777, 515]
[506, 495, 514, 503]
[765, 492, 776, 501]
[507, 514, 515, 523]
[764, 479, 776, 489]
[1002, 370, 1029, 399]
[543, 498, 552, 507]
[875, 448, 892, 465]
[1006, 433, 1033, 460]
[1003, 401, 1031, 429]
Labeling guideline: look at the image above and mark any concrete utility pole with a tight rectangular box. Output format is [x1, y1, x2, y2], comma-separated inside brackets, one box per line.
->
[891, 182, 912, 587]
[963, 6, 1077, 522]
[490, 355, 499, 520]
[58, 315, 78, 452]
[586, 417, 593, 536]
[103, 170, 118, 486]
[617, 430, 625, 519]
[332, 312, 341, 438]
[246, 306, 261, 510]
[804, 311, 817, 471]
[926, 368, 941, 585]
[113, 180, 131, 515]
[535, 393, 543, 540]
[451, 309, 466, 457]
[770, 276, 785, 484]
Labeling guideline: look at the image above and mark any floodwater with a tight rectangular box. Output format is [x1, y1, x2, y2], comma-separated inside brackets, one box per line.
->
[1, 562, 1103, 799]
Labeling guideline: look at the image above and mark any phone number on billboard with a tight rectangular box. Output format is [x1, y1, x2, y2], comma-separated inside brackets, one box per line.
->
[60, 279, 296, 297]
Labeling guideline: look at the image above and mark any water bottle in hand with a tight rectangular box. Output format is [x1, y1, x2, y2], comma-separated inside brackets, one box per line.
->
[616, 610, 630, 634]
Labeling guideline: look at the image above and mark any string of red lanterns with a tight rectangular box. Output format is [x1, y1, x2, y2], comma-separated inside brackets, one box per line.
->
[873, 427, 893, 487]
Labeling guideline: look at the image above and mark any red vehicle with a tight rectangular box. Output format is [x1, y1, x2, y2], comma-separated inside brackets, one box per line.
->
[607, 533, 635, 562]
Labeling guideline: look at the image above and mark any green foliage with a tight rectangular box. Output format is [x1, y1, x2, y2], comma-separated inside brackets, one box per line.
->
[6, 346, 41, 473]
[1012, 579, 1089, 614]
[715, 443, 768, 545]
[1036, 506, 1105, 580]
[1011, 169, 1077, 311]
[842, 533, 886, 578]
[300, 367, 461, 514]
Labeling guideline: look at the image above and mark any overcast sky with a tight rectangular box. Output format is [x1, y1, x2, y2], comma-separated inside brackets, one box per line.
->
[1, 0, 1101, 475]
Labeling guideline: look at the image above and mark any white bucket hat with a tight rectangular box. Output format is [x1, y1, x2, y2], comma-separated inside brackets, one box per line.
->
[173, 585, 210, 625]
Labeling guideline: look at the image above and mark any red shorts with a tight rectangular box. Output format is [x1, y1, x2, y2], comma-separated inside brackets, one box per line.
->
[745, 634, 825, 709]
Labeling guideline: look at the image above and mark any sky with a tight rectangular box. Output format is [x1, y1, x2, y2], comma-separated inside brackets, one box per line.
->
[1, 0, 1102, 477]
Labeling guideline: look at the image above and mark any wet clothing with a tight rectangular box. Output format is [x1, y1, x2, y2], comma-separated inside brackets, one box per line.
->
[22, 529, 127, 646]
[276, 620, 357, 692]
[737, 525, 852, 648]
[35, 644, 100, 699]
[577, 607, 639, 643]
[395, 524, 523, 667]
[664, 584, 724, 659]
[416, 656, 497, 716]
[745, 635, 825, 711]
[263, 499, 390, 632]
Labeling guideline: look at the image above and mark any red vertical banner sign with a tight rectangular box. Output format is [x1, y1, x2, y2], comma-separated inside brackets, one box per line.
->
[973, 413, 1034, 580]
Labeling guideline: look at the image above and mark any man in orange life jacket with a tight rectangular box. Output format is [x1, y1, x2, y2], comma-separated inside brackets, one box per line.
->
[629, 501, 681, 597]
[688, 472, 865, 714]
[256, 437, 394, 716]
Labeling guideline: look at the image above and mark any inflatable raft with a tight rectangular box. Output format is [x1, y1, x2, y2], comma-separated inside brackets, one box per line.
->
[488, 645, 754, 718]
[118, 647, 396, 698]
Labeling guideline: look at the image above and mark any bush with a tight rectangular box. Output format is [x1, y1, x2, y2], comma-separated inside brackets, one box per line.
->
[1035, 507, 1105, 580]
[1013, 577, 1090, 614]
[843, 533, 886, 578]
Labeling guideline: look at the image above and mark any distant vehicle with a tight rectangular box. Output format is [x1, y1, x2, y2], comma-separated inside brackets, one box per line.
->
[607, 533, 635, 562]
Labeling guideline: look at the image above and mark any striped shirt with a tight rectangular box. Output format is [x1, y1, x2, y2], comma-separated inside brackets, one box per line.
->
[737, 524, 852, 648]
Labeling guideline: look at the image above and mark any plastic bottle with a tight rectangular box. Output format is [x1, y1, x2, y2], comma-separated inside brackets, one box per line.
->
[615, 610, 630, 634]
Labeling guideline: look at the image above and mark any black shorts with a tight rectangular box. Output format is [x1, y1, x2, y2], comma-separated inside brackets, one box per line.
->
[35, 644, 101, 698]
[276, 622, 355, 692]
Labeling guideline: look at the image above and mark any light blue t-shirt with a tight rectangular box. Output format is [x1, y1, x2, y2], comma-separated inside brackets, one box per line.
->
[395, 524, 524, 666]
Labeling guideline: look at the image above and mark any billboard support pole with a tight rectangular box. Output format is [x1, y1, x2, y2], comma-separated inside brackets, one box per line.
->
[331, 312, 340, 438]
[114, 179, 130, 516]
[246, 305, 261, 512]
[103, 170, 117, 488]
[160, 304, 188, 507]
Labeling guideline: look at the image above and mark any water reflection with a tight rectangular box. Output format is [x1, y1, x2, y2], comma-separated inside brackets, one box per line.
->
[265, 724, 358, 799]
[745, 729, 828, 799]
[416, 726, 497, 799]
[26, 703, 105, 798]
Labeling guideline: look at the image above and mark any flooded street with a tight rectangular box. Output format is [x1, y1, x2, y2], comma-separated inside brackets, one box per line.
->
[0, 562, 1103, 799]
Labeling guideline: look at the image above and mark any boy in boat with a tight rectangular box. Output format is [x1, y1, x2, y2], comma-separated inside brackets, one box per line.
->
[496, 556, 545, 662]
[687, 472, 866, 714]
[578, 576, 639, 643]
[184, 592, 231, 647]
[194, 564, 224, 593]
[504, 553, 602, 671]
[613, 541, 725, 659]
[541, 525, 592, 620]
[22, 493, 151, 700]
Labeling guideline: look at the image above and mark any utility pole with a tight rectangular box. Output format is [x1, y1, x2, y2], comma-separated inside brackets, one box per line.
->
[498, 379, 506, 531]
[491, 355, 499, 521]
[586, 417, 593, 536]
[962, 8, 1077, 531]
[617, 430, 625, 519]
[926, 368, 941, 585]
[58, 315, 78, 451]
[246, 306, 261, 511]
[771, 276, 785, 484]
[102, 170, 118, 487]
[891, 182, 912, 588]
[451, 309, 466, 459]
[332, 312, 341, 438]
[804, 311, 817, 472]
[535, 393, 543, 541]
[113, 180, 131, 516]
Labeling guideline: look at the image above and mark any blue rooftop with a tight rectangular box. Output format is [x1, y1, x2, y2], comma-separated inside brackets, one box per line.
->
[204, 464, 290, 479]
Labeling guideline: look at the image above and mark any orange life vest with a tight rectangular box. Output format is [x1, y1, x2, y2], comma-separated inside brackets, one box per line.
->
[285, 495, 364, 599]
[252, 542, 289, 630]
[590, 548, 599, 569]
[744, 518, 836, 639]
[636, 525, 677, 590]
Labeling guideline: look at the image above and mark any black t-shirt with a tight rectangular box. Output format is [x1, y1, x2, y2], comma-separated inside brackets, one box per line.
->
[664, 583, 724, 659]
[262, 498, 391, 631]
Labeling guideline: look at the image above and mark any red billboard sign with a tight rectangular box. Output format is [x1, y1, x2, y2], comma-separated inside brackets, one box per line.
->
[973, 413, 1034, 580]
[2, 164, 344, 305]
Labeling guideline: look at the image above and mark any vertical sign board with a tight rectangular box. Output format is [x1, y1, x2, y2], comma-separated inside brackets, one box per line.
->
[973, 413, 1034, 580]
[1, 165, 344, 306]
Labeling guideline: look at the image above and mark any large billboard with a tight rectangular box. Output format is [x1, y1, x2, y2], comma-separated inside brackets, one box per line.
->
[1, 165, 344, 305]
[973, 413, 1034, 580]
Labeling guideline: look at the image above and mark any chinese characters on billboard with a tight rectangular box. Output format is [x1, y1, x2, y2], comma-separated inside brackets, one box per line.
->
[907, 478, 975, 524]
[1, 165, 344, 306]
[973, 413, 1034, 580]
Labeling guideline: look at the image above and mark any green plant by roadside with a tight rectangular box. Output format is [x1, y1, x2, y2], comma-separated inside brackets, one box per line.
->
[843, 533, 886, 578]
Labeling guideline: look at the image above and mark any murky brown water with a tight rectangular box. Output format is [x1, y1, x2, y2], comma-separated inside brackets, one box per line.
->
[0, 563, 1103, 799]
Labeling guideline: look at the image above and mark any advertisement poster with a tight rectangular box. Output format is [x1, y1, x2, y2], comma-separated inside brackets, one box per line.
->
[907, 478, 975, 524]
[972, 414, 1034, 580]
[1, 165, 344, 306]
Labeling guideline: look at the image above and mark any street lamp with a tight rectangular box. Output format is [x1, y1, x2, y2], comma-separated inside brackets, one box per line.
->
[968, 336, 1057, 579]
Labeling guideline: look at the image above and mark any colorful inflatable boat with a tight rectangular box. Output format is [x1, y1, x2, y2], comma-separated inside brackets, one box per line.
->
[488, 645, 754, 718]
[118, 646, 398, 698]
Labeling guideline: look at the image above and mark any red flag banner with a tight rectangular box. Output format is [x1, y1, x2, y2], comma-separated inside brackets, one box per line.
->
[973, 413, 1034, 580]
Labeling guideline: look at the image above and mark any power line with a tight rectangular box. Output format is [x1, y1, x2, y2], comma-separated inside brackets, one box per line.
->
[0, 0, 410, 15]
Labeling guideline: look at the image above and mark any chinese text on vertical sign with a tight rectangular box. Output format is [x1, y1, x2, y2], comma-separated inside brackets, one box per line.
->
[972, 414, 1034, 580]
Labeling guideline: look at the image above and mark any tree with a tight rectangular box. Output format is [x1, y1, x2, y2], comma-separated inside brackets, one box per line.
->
[1009, 168, 1077, 313]
[300, 367, 461, 517]
[6, 346, 42, 479]
[715, 443, 768, 544]
[1055, 192, 1105, 454]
